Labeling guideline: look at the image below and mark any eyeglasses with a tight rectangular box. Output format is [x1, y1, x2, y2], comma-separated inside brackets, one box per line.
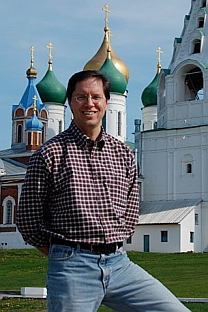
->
[72, 94, 105, 104]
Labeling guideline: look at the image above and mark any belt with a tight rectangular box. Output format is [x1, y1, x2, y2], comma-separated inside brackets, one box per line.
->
[51, 237, 123, 254]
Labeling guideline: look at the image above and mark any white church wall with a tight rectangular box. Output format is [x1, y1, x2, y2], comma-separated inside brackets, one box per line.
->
[141, 131, 169, 201]
[124, 224, 181, 253]
[0, 230, 33, 250]
[106, 93, 126, 142]
[180, 210, 195, 252]
[142, 106, 157, 131]
[194, 203, 202, 253]
[46, 104, 66, 141]
[141, 126, 208, 202]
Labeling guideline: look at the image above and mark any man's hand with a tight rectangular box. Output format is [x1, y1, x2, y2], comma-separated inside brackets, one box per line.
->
[36, 246, 49, 256]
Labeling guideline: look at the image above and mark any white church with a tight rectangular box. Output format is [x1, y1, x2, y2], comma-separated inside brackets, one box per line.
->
[0, 0, 208, 253]
[125, 0, 208, 253]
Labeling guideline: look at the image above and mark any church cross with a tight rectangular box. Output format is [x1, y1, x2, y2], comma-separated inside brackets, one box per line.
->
[30, 45, 35, 65]
[156, 46, 163, 73]
[107, 28, 113, 51]
[102, 4, 111, 29]
[46, 42, 54, 61]
[33, 95, 38, 113]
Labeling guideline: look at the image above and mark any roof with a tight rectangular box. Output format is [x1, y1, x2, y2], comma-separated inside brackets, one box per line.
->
[0, 158, 27, 177]
[139, 199, 201, 225]
[0, 147, 33, 158]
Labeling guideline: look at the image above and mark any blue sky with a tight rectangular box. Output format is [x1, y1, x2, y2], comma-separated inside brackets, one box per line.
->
[0, 0, 191, 150]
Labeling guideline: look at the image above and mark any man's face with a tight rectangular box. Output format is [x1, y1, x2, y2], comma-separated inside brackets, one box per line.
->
[68, 77, 108, 138]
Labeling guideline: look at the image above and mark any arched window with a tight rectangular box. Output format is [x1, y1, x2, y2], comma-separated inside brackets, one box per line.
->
[185, 67, 203, 100]
[17, 124, 23, 143]
[193, 39, 201, 54]
[3, 197, 15, 225]
[187, 163, 192, 173]
[198, 17, 204, 28]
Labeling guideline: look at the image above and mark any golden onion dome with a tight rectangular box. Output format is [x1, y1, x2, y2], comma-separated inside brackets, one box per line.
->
[26, 45, 37, 78]
[83, 26, 129, 83]
[26, 65, 37, 78]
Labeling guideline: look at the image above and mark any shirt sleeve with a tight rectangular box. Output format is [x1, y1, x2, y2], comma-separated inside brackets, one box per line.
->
[125, 152, 140, 235]
[16, 150, 51, 247]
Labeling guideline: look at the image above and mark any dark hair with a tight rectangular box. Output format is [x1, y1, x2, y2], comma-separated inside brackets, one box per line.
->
[66, 70, 111, 101]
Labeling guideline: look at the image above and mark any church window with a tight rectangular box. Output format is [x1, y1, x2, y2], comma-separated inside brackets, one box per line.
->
[3, 198, 15, 225]
[27, 108, 35, 116]
[185, 67, 203, 100]
[118, 112, 121, 136]
[161, 231, 168, 242]
[17, 124, 22, 143]
[182, 154, 194, 176]
[198, 17, 204, 28]
[15, 108, 24, 117]
[201, 0, 206, 8]
[186, 163, 192, 173]
[41, 109, 47, 118]
[192, 39, 201, 54]
[126, 236, 132, 244]
[195, 214, 199, 225]
[59, 120, 62, 133]
[190, 232, 194, 243]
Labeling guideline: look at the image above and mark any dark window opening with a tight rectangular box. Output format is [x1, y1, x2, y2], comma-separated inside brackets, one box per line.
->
[17, 124, 22, 143]
[161, 231, 168, 242]
[198, 18, 204, 28]
[185, 67, 203, 100]
[195, 214, 199, 225]
[126, 236, 132, 244]
[187, 163, 192, 173]
[5, 200, 13, 224]
[202, 0, 206, 8]
[193, 40, 201, 54]
[190, 232, 194, 243]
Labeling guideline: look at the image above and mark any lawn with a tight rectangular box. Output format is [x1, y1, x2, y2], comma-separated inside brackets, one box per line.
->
[0, 249, 207, 311]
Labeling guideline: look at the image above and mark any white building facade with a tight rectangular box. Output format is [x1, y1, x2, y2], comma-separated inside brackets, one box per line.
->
[125, 0, 208, 253]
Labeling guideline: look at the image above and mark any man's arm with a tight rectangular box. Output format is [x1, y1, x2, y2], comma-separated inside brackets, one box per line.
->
[36, 246, 50, 256]
[16, 151, 51, 248]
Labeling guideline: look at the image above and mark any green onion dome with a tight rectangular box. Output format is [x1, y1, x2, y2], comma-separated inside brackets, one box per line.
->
[141, 73, 159, 107]
[99, 51, 127, 94]
[36, 62, 66, 105]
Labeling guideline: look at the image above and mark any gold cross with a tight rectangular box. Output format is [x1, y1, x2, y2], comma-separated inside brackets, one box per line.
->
[102, 4, 111, 29]
[107, 28, 113, 50]
[156, 46, 163, 73]
[33, 95, 38, 113]
[46, 42, 54, 61]
[30, 45, 35, 65]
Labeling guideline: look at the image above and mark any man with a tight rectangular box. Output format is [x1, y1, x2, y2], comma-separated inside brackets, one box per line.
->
[16, 70, 190, 312]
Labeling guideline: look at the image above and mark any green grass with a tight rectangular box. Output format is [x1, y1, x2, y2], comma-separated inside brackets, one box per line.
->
[128, 251, 208, 298]
[0, 249, 207, 311]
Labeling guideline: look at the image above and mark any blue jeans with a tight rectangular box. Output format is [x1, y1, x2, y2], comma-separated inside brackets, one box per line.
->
[47, 244, 190, 312]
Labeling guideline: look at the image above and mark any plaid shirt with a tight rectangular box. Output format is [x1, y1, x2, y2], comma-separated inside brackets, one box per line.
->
[16, 122, 139, 247]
